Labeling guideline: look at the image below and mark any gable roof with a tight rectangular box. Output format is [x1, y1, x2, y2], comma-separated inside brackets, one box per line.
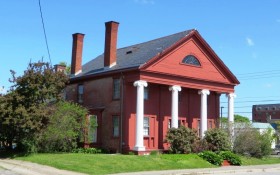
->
[75, 30, 193, 77]
[72, 29, 239, 86]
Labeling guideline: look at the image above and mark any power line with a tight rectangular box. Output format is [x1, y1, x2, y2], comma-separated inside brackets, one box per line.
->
[221, 99, 280, 104]
[234, 69, 280, 80]
[236, 69, 280, 76]
[233, 112, 252, 114]
[38, 0, 52, 65]
[230, 95, 280, 100]
[238, 75, 280, 80]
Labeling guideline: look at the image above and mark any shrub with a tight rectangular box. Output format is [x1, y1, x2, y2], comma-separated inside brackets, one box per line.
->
[72, 147, 102, 154]
[219, 151, 242, 165]
[233, 127, 272, 158]
[203, 128, 231, 152]
[165, 126, 199, 154]
[198, 151, 223, 166]
[191, 139, 209, 153]
[36, 101, 88, 153]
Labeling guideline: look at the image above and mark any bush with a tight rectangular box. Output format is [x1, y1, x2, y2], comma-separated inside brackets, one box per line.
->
[165, 126, 199, 154]
[219, 151, 242, 165]
[72, 147, 102, 154]
[191, 139, 209, 153]
[36, 101, 88, 153]
[198, 151, 223, 166]
[233, 127, 272, 158]
[203, 128, 231, 152]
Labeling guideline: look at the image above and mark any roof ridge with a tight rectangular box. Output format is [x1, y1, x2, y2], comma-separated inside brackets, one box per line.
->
[117, 29, 194, 51]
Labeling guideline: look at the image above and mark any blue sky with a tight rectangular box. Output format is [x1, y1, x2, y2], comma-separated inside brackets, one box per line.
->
[1, 0, 280, 119]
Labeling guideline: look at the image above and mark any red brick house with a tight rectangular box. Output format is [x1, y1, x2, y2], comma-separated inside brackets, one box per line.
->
[65, 21, 239, 154]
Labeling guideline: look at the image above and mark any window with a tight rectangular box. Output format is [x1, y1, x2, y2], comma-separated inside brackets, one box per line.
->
[178, 92, 182, 102]
[113, 79, 120, 99]
[112, 116, 120, 137]
[143, 117, 150, 136]
[144, 87, 149, 100]
[208, 120, 213, 129]
[197, 119, 200, 136]
[178, 120, 181, 127]
[89, 115, 98, 143]
[182, 55, 201, 66]
[168, 119, 171, 129]
[78, 84, 84, 103]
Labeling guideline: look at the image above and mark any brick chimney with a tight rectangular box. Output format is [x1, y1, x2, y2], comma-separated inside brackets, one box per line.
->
[71, 33, 85, 75]
[54, 64, 66, 73]
[104, 21, 119, 67]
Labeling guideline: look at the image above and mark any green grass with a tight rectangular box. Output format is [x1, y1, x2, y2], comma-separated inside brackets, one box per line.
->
[241, 156, 280, 165]
[15, 153, 215, 175]
[12, 153, 280, 175]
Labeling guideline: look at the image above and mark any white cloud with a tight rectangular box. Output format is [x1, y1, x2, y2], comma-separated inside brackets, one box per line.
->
[134, 0, 155, 5]
[246, 37, 254, 46]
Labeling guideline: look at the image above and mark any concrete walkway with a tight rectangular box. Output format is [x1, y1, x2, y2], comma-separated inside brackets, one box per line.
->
[1, 158, 280, 175]
[0, 159, 86, 175]
[112, 164, 280, 175]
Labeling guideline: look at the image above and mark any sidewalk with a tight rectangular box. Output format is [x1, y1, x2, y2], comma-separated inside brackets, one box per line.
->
[1, 158, 280, 175]
[0, 159, 86, 175]
[112, 164, 280, 175]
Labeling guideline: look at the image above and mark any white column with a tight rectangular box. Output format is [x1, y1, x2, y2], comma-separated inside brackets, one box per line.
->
[133, 80, 148, 151]
[198, 89, 210, 138]
[169, 85, 182, 128]
[227, 93, 236, 142]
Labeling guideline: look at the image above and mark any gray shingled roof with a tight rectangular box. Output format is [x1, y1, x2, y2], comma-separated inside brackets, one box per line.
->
[77, 29, 193, 77]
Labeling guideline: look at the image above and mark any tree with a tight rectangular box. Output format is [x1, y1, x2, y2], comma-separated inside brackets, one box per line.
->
[0, 61, 68, 151]
[233, 126, 273, 158]
[221, 114, 250, 124]
[234, 114, 250, 123]
[36, 101, 88, 152]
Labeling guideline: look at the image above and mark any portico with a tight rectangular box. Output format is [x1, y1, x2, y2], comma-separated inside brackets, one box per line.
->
[133, 80, 237, 152]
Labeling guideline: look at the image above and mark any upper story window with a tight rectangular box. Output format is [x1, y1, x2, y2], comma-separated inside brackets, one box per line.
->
[182, 55, 201, 66]
[113, 79, 120, 99]
[78, 84, 84, 103]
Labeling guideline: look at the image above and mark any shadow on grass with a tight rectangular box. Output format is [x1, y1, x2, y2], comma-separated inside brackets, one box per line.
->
[0, 150, 29, 159]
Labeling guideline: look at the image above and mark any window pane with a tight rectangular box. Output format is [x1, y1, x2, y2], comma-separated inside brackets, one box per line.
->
[182, 55, 201, 66]
[143, 117, 149, 136]
[113, 116, 119, 137]
[89, 115, 97, 143]
[113, 79, 120, 99]
[144, 87, 148, 100]
[78, 85, 84, 103]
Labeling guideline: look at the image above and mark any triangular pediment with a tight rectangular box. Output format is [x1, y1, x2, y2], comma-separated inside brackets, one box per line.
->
[141, 31, 239, 86]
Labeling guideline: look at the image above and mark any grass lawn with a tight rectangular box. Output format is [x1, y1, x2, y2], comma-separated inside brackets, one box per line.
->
[15, 153, 215, 174]
[13, 153, 280, 175]
[241, 156, 280, 165]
